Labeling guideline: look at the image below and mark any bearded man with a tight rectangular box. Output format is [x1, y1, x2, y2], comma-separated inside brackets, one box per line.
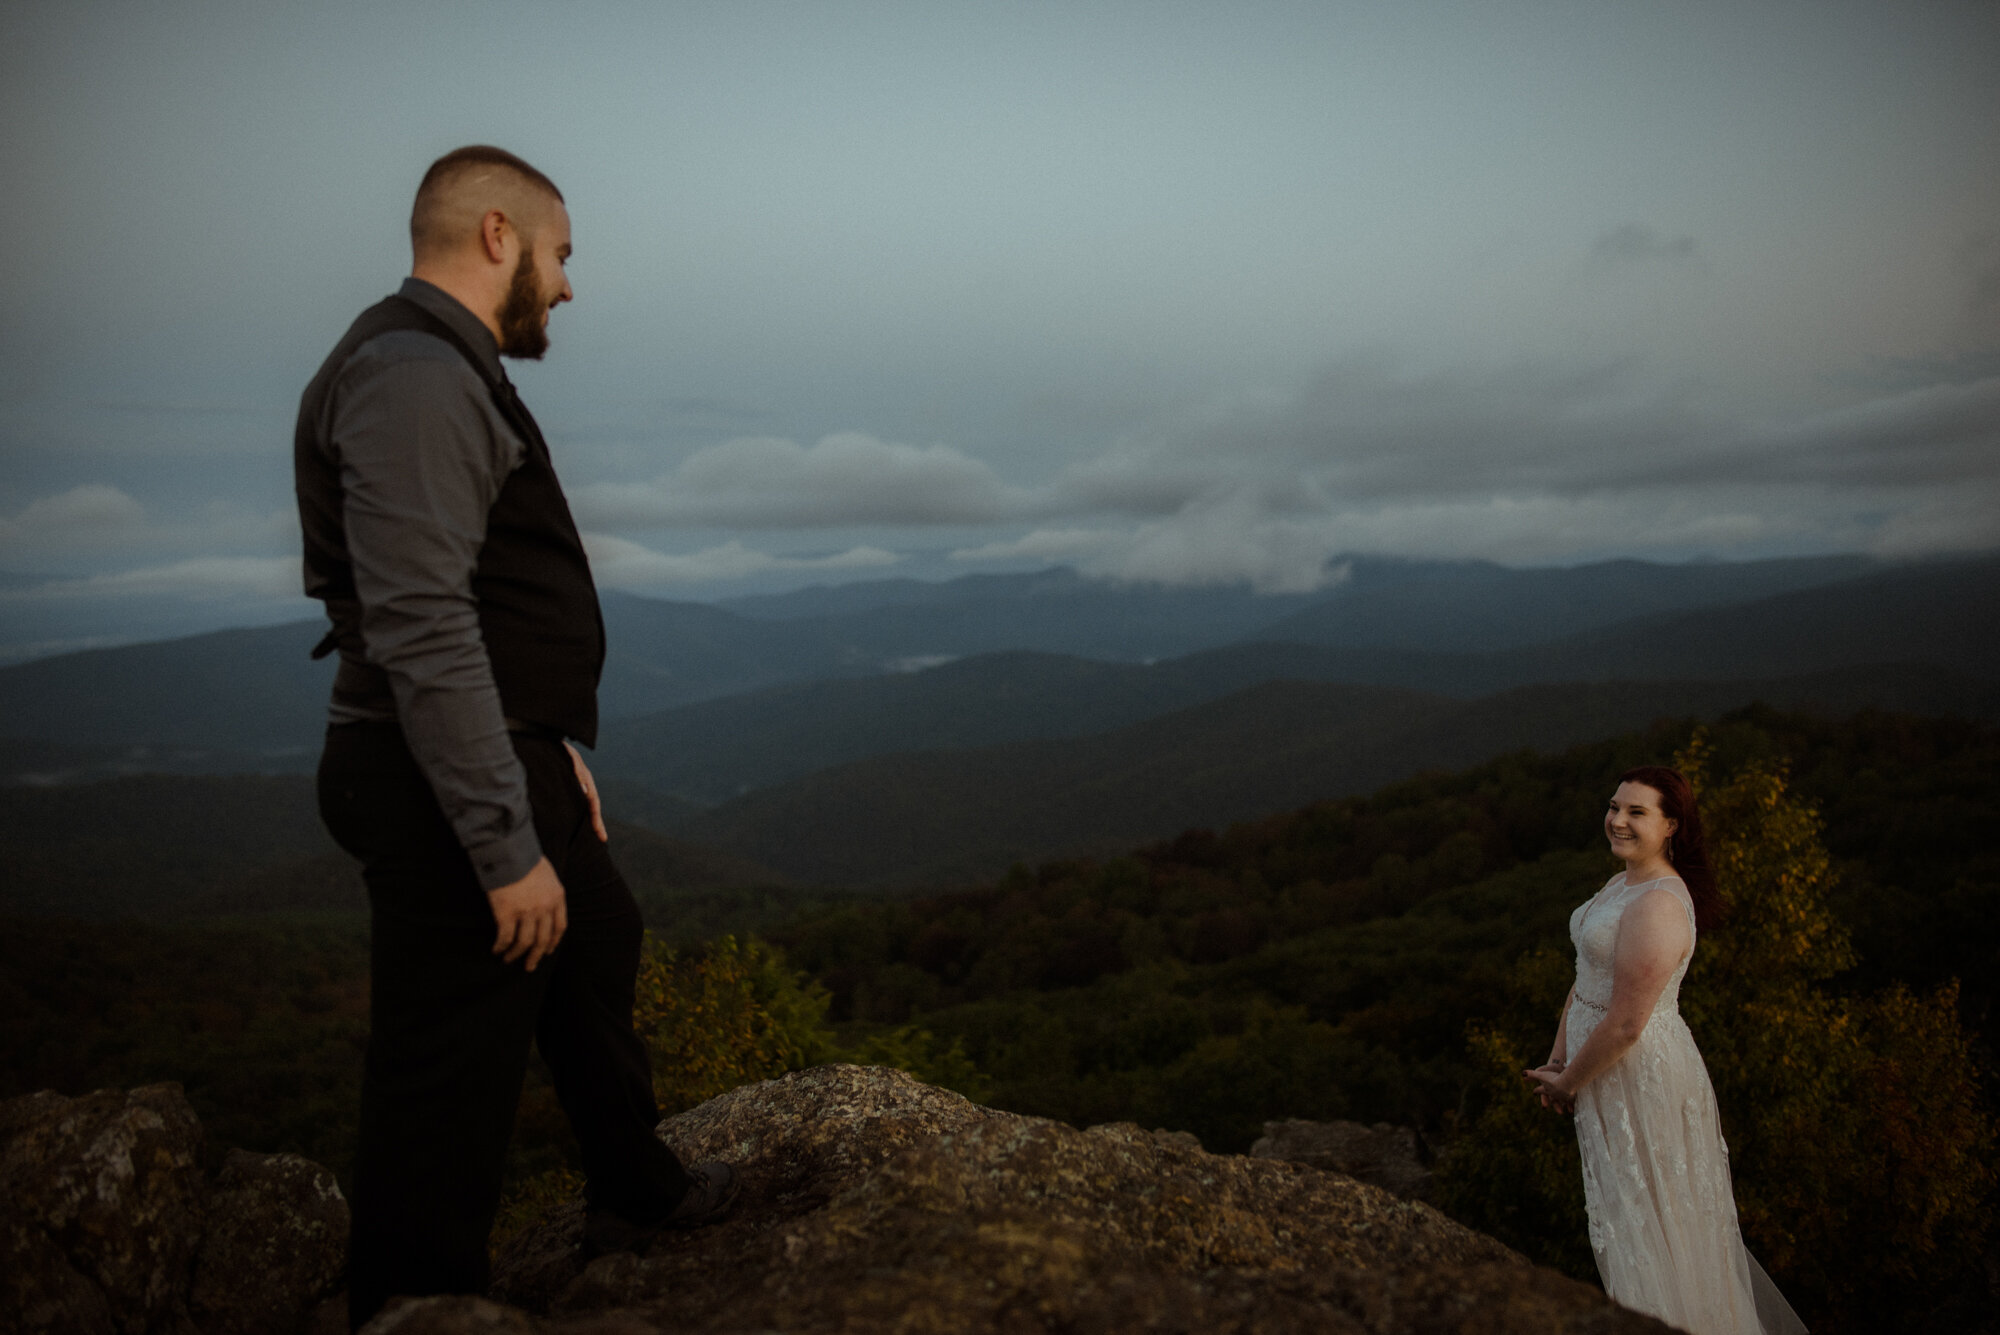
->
[295, 146, 736, 1330]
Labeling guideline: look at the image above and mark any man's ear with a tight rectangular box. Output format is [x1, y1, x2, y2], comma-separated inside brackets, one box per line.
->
[479, 209, 511, 265]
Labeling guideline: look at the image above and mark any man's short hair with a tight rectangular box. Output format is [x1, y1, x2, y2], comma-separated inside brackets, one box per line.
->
[410, 146, 565, 256]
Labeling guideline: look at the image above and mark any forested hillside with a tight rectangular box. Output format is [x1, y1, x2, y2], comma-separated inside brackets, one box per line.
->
[3, 704, 1991, 1331]
[762, 705, 1995, 1130]
[0, 773, 794, 922]
[675, 666, 1998, 884]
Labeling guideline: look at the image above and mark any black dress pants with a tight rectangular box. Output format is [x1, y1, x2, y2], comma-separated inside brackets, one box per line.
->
[319, 722, 691, 1331]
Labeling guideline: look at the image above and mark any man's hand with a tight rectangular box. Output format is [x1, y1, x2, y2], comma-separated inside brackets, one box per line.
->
[566, 741, 608, 843]
[490, 856, 567, 971]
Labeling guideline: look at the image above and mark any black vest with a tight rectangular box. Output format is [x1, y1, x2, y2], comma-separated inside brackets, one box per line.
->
[295, 295, 606, 746]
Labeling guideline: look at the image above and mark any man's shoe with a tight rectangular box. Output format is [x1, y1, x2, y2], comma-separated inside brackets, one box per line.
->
[580, 1162, 739, 1259]
[661, 1160, 739, 1229]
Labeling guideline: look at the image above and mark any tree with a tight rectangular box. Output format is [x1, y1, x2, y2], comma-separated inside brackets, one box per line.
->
[632, 933, 838, 1115]
[631, 932, 994, 1114]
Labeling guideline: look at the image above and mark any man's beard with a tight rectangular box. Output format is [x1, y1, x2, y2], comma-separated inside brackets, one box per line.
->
[495, 250, 550, 360]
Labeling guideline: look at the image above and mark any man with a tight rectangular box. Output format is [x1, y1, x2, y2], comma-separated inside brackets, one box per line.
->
[295, 146, 735, 1331]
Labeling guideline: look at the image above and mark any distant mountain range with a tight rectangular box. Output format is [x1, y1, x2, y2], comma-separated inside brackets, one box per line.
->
[1247, 553, 1877, 652]
[2, 553, 1994, 893]
[668, 663, 2000, 887]
[587, 555, 2000, 804]
[0, 552, 1973, 773]
[17, 656, 1980, 916]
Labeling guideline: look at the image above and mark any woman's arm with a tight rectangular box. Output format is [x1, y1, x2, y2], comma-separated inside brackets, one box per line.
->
[1525, 890, 1689, 1103]
[1523, 985, 1578, 1110]
[1547, 986, 1574, 1066]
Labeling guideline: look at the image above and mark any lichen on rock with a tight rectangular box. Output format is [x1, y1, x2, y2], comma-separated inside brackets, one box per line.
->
[0, 1084, 349, 1335]
[1, 1083, 207, 1334]
[481, 1063, 1672, 1335]
[2, 1068, 1669, 1334]
[188, 1148, 349, 1335]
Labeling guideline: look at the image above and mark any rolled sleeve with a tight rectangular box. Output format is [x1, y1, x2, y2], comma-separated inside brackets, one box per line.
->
[330, 335, 541, 890]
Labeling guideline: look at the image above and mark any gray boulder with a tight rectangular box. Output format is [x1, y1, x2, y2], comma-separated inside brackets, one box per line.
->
[0, 1086, 348, 1335]
[188, 1149, 349, 1335]
[0, 1084, 207, 1334]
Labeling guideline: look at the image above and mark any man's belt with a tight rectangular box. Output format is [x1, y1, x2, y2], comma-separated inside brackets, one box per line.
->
[504, 716, 568, 743]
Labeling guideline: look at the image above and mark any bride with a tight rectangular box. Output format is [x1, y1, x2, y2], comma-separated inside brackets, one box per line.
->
[1523, 766, 1806, 1335]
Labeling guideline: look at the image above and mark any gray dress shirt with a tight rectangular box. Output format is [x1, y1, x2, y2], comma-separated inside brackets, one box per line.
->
[321, 277, 544, 890]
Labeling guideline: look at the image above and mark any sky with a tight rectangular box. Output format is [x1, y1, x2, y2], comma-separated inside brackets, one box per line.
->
[1, 0, 1997, 659]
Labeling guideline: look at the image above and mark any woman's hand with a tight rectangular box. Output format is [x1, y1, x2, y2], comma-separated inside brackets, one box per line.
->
[1523, 1061, 1574, 1114]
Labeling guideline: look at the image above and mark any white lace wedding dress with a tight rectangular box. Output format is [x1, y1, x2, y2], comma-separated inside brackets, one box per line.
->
[1567, 873, 1807, 1335]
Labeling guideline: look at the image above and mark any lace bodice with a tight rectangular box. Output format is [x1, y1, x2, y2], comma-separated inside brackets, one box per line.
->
[1568, 872, 1696, 1022]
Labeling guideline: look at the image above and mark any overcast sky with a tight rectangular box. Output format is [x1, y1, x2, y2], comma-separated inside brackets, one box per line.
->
[2, 0, 1997, 658]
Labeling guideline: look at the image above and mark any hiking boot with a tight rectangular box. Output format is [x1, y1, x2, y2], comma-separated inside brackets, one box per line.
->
[580, 1161, 739, 1258]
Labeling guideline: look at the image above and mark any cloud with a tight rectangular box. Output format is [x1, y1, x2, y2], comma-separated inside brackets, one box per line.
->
[963, 492, 1864, 591]
[1062, 355, 2000, 504]
[0, 485, 296, 565]
[1728, 375, 2000, 487]
[0, 485, 147, 547]
[1964, 227, 2000, 337]
[934, 355, 2000, 588]
[1590, 223, 1698, 266]
[949, 528, 1121, 564]
[562, 351, 2000, 593]
[1083, 497, 1356, 594]
[11, 556, 302, 601]
[581, 534, 901, 589]
[572, 431, 1036, 529]
[1049, 356, 1713, 511]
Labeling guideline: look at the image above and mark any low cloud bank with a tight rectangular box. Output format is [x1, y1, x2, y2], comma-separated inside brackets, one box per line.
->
[8, 357, 1995, 606]
[964, 358, 2000, 588]
[569, 355, 1999, 593]
[581, 534, 901, 590]
[5, 555, 302, 601]
[0, 486, 296, 568]
[572, 432, 1037, 529]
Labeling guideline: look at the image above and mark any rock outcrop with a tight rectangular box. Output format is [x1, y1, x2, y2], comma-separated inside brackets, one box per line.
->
[2, 1084, 208, 1334]
[4, 1070, 1669, 1335]
[1250, 1118, 1434, 1202]
[0, 1083, 347, 1335]
[188, 1149, 349, 1335]
[474, 1064, 1669, 1335]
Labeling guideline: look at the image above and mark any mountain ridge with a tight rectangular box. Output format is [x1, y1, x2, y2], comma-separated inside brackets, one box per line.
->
[0, 553, 1986, 776]
[672, 660, 1999, 887]
[592, 555, 2000, 804]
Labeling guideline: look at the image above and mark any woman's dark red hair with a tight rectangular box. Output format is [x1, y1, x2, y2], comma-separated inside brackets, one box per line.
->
[1619, 765, 1722, 931]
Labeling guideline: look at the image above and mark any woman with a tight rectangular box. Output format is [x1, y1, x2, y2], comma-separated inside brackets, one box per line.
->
[1523, 766, 1804, 1335]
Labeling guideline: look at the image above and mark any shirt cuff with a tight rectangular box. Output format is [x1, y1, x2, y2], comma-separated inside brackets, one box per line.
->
[468, 821, 546, 893]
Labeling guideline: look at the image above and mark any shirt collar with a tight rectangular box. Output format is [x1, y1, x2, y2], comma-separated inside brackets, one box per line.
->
[397, 277, 506, 384]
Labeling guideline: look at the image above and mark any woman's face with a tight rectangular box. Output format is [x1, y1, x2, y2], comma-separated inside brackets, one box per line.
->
[1605, 781, 1678, 867]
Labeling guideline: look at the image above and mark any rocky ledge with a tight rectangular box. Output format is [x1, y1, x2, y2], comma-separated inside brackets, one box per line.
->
[466, 1064, 1666, 1335]
[3, 1067, 1671, 1335]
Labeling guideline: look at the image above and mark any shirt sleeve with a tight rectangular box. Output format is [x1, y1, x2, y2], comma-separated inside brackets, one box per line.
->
[329, 335, 543, 890]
